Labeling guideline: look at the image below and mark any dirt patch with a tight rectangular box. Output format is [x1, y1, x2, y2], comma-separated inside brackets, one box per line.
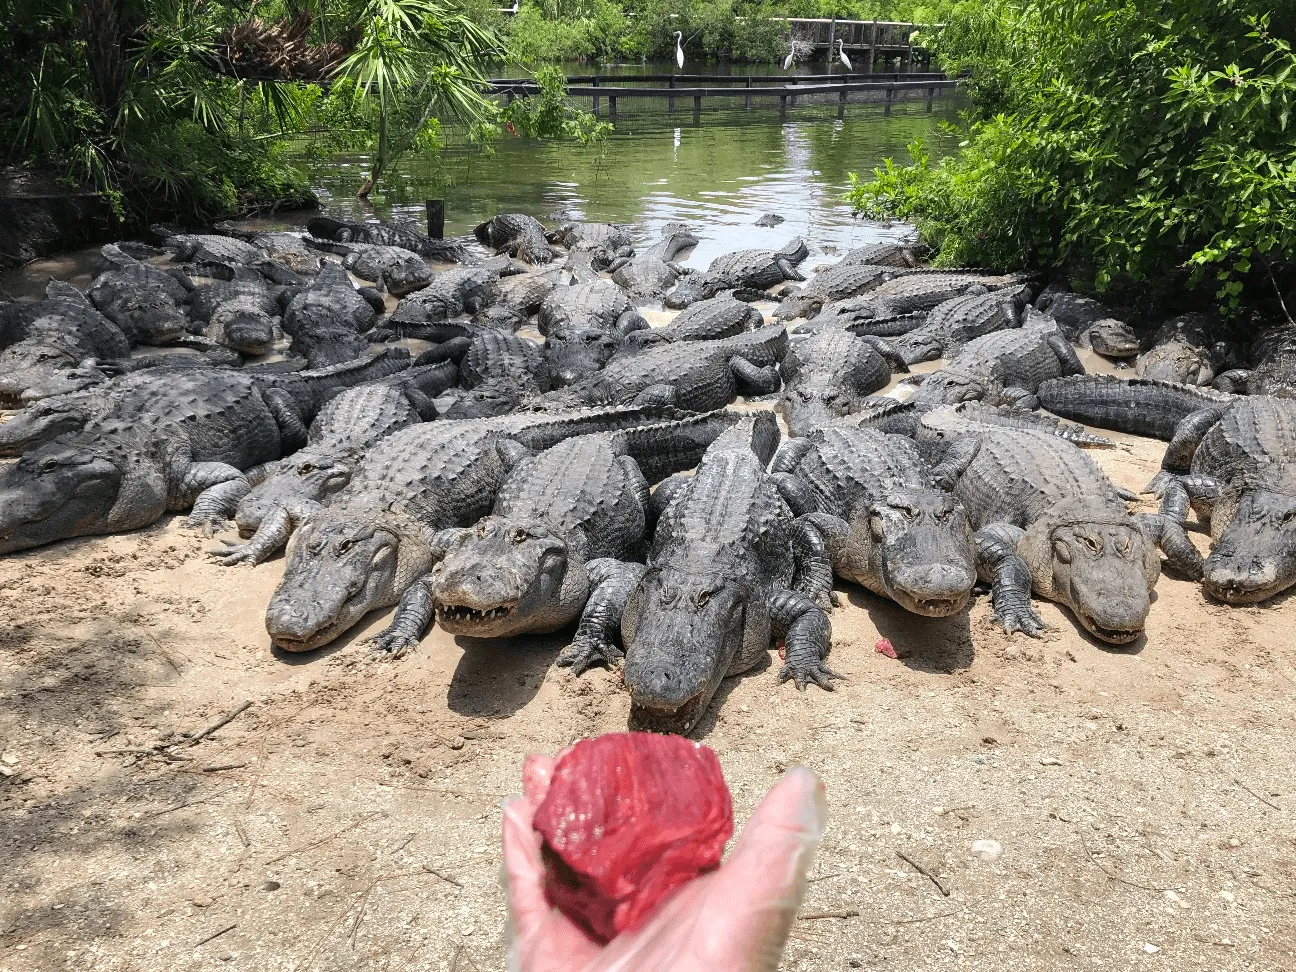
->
[1, 425, 1294, 972]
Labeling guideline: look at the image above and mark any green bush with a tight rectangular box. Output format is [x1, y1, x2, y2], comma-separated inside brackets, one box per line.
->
[848, 0, 1296, 308]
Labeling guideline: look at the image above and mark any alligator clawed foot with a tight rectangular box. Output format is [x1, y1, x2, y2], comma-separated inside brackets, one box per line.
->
[1143, 470, 1176, 498]
[366, 632, 419, 659]
[186, 515, 228, 536]
[993, 609, 1046, 638]
[557, 637, 622, 677]
[207, 541, 257, 567]
[778, 661, 841, 692]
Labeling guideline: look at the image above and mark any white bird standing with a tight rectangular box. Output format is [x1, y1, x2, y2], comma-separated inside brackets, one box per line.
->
[783, 46, 795, 70]
[675, 31, 685, 69]
[837, 38, 853, 71]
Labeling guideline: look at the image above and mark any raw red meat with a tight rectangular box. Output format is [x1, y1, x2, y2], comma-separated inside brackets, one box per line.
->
[531, 732, 734, 943]
[875, 637, 897, 659]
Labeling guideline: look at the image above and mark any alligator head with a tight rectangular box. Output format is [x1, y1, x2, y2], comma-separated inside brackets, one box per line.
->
[0, 431, 166, 554]
[622, 565, 750, 734]
[427, 518, 573, 638]
[663, 274, 713, 310]
[546, 327, 618, 386]
[234, 454, 353, 538]
[383, 259, 433, 298]
[1085, 319, 1140, 359]
[0, 343, 81, 405]
[845, 489, 976, 617]
[264, 509, 413, 652]
[1137, 343, 1214, 386]
[213, 309, 276, 356]
[0, 398, 94, 457]
[1020, 500, 1160, 644]
[910, 369, 995, 408]
[780, 383, 863, 437]
[1202, 487, 1296, 604]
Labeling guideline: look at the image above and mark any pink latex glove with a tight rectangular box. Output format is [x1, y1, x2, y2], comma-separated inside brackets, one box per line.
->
[503, 754, 827, 972]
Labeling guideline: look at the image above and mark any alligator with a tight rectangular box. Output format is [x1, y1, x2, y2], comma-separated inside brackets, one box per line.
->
[828, 271, 1023, 321]
[472, 269, 559, 329]
[214, 223, 323, 276]
[890, 285, 1031, 364]
[388, 267, 501, 332]
[772, 262, 898, 321]
[307, 216, 474, 263]
[611, 227, 700, 301]
[0, 288, 132, 404]
[304, 238, 432, 297]
[185, 271, 286, 356]
[11, 346, 251, 404]
[537, 280, 648, 384]
[263, 404, 714, 652]
[544, 324, 789, 412]
[282, 262, 377, 367]
[0, 349, 412, 554]
[1037, 374, 1235, 441]
[804, 303, 928, 338]
[473, 214, 555, 265]
[1079, 318, 1140, 360]
[834, 242, 921, 269]
[770, 426, 977, 616]
[86, 246, 192, 345]
[367, 412, 743, 653]
[907, 318, 1086, 409]
[1033, 291, 1112, 341]
[210, 362, 458, 566]
[1212, 325, 1296, 398]
[664, 238, 808, 309]
[1150, 396, 1296, 604]
[754, 213, 785, 227]
[623, 295, 765, 351]
[152, 225, 265, 266]
[1136, 312, 1228, 386]
[441, 332, 553, 419]
[547, 222, 634, 263]
[778, 326, 901, 436]
[915, 407, 1198, 643]
[561, 413, 836, 733]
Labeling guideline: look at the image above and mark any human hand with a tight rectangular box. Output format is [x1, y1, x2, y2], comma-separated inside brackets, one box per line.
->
[502, 754, 826, 972]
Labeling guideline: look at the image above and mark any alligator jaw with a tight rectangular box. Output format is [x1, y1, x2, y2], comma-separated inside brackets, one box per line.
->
[1075, 614, 1144, 645]
[435, 600, 519, 634]
[627, 693, 709, 736]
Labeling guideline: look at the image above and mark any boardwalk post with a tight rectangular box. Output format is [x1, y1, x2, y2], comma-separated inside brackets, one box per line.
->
[425, 200, 444, 239]
[867, 21, 877, 73]
[693, 94, 702, 124]
[884, 85, 894, 115]
[668, 75, 676, 114]
[592, 75, 600, 116]
[838, 87, 847, 119]
[827, 15, 836, 61]
[745, 76, 753, 110]
[904, 36, 914, 74]
[609, 95, 617, 124]
[779, 93, 787, 119]
[926, 85, 934, 111]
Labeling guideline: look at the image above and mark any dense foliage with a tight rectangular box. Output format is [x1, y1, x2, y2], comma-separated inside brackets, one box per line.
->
[848, 0, 1296, 309]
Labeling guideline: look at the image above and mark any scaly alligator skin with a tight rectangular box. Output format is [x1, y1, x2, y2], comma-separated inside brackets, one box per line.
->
[0, 349, 413, 554]
[1080, 319, 1140, 360]
[538, 279, 648, 384]
[1213, 325, 1296, 398]
[304, 238, 432, 297]
[1151, 396, 1296, 604]
[547, 222, 634, 259]
[909, 319, 1085, 409]
[473, 214, 555, 265]
[847, 271, 1023, 319]
[369, 413, 740, 652]
[611, 228, 700, 301]
[835, 242, 921, 269]
[563, 413, 837, 734]
[0, 288, 132, 404]
[307, 216, 474, 264]
[152, 225, 264, 266]
[186, 271, 284, 356]
[263, 405, 713, 652]
[210, 362, 458, 566]
[623, 295, 765, 352]
[778, 326, 899, 436]
[87, 246, 192, 346]
[544, 324, 789, 412]
[215, 224, 323, 276]
[1037, 374, 1234, 441]
[664, 237, 809, 309]
[1137, 312, 1227, 386]
[916, 407, 1196, 643]
[473, 269, 559, 329]
[772, 262, 896, 321]
[388, 267, 501, 333]
[442, 332, 553, 419]
[1034, 291, 1112, 341]
[773, 426, 977, 616]
[281, 262, 378, 367]
[11, 345, 246, 405]
[892, 285, 1030, 364]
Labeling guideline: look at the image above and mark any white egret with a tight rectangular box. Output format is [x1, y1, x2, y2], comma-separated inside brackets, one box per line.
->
[675, 31, 685, 69]
[837, 39, 853, 71]
[783, 47, 795, 70]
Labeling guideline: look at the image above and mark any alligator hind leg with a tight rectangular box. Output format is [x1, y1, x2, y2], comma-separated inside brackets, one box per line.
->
[729, 357, 782, 395]
[769, 589, 837, 691]
[182, 463, 252, 530]
[1149, 407, 1227, 487]
[791, 517, 837, 608]
[560, 559, 647, 675]
[1135, 512, 1204, 580]
[975, 523, 1045, 637]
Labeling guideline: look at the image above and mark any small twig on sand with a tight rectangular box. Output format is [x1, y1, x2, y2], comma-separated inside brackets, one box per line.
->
[1080, 835, 1176, 892]
[421, 865, 463, 888]
[882, 908, 962, 925]
[147, 785, 237, 818]
[806, 871, 841, 883]
[263, 812, 382, 865]
[202, 762, 248, 773]
[799, 909, 859, 920]
[1234, 777, 1281, 811]
[183, 701, 253, 748]
[234, 820, 250, 848]
[896, 850, 951, 897]
[194, 922, 237, 948]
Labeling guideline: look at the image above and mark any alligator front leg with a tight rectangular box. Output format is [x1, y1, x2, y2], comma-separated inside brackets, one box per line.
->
[1135, 513, 1204, 580]
[929, 437, 981, 492]
[263, 387, 309, 453]
[729, 357, 782, 395]
[367, 578, 433, 659]
[975, 523, 1045, 637]
[629, 383, 678, 408]
[182, 463, 252, 531]
[769, 589, 837, 691]
[559, 559, 646, 676]
[1149, 407, 1227, 486]
[858, 335, 908, 373]
[209, 500, 321, 567]
[791, 517, 837, 609]
[1159, 474, 1222, 524]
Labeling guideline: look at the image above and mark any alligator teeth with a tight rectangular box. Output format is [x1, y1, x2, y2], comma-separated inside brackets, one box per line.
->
[437, 604, 513, 623]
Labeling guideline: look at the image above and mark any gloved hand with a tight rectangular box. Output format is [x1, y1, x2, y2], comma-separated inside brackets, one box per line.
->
[503, 754, 827, 972]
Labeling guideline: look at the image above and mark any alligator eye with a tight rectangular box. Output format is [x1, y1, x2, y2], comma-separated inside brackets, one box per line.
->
[298, 463, 314, 475]
[1283, 508, 1296, 526]
[897, 506, 917, 521]
[337, 539, 355, 554]
[512, 528, 528, 544]
[39, 458, 62, 473]
[1080, 535, 1101, 554]
[697, 589, 710, 607]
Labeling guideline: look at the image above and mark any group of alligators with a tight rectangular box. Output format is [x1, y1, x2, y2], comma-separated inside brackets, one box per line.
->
[3, 214, 1295, 733]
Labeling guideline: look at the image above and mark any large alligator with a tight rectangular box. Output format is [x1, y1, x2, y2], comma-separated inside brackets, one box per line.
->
[0, 349, 412, 554]
[152, 225, 265, 266]
[547, 222, 634, 263]
[473, 269, 559, 329]
[281, 262, 379, 367]
[305, 238, 432, 297]
[1034, 291, 1112, 341]
[0, 287, 132, 404]
[388, 267, 501, 332]
[834, 242, 921, 269]
[611, 227, 700, 301]
[891, 285, 1030, 364]
[1136, 312, 1229, 386]
[1079, 319, 1141, 361]
[1213, 325, 1296, 398]
[777, 326, 901, 436]
[915, 407, 1198, 643]
[307, 216, 473, 264]
[1150, 396, 1296, 605]
[823, 271, 1022, 322]
[186, 270, 286, 356]
[907, 318, 1086, 409]
[263, 405, 711, 652]
[367, 413, 741, 654]
[654, 294, 764, 341]
[214, 223, 323, 276]
[1037, 374, 1235, 440]
[443, 332, 553, 419]
[86, 246, 192, 345]
[772, 262, 897, 321]
[473, 214, 555, 265]
[210, 362, 458, 566]
[545, 324, 788, 412]
[537, 279, 649, 384]
[563, 413, 837, 734]
[771, 426, 977, 616]
[664, 238, 808, 309]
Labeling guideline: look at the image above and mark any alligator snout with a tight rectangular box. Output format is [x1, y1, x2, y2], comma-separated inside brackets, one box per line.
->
[890, 563, 976, 617]
[1203, 557, 1281, 605]
[1071, 585, 1149, 644]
